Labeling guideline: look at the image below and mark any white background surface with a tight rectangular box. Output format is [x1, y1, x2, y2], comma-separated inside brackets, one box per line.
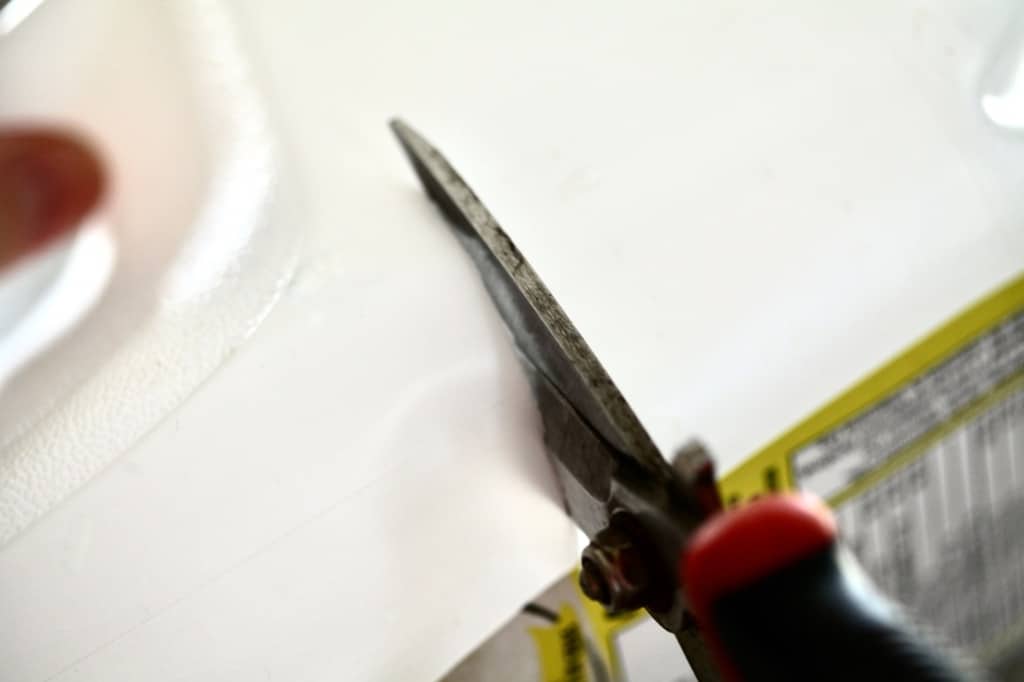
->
[2, 0, 1023, 680]
[0, 0, 302, 539]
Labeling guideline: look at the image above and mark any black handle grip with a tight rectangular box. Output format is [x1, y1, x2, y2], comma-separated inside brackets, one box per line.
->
[682, 494, 981, 682]
[711, 546, 976, 681]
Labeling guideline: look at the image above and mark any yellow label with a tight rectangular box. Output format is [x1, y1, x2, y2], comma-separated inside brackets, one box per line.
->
[528, 604, 589, 682]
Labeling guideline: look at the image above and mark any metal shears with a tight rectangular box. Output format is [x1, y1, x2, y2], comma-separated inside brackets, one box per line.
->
[390, 119, 981, 682]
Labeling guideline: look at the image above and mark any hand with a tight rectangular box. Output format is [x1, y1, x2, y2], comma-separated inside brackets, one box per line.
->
[0, 129, 104, 271]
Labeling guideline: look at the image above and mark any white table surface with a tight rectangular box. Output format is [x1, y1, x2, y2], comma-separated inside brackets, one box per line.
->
[1, 0, 1023, 680]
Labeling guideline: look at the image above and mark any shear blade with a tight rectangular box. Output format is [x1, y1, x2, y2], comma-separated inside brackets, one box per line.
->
[390, 119, 671, 480]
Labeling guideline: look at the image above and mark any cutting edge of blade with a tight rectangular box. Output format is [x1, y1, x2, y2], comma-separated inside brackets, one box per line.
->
[390, 118, 670, 477]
